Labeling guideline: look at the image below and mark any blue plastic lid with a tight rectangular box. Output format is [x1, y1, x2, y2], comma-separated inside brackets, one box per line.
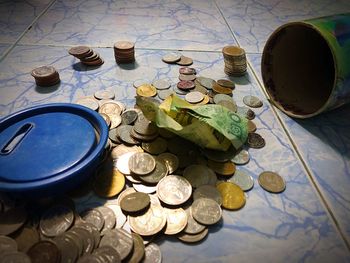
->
[0, 103, 108, 192]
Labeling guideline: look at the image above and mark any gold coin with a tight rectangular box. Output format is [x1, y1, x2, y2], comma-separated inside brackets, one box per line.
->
[93, 168, 125, 198]
[194, 95, 210, 105]
[212, 83, 233, 95]
[207, 159, 236, 176]
[216, 182, 245, 210]
[136, 84, 157, 97]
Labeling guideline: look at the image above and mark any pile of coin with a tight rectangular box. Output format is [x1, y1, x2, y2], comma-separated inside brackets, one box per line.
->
[68, 45, 104, 67]
[31, 65, 60, 87]
[114, 41, 135, 64]
[222, 45, 247, 76]
[162, 52, 193, 66]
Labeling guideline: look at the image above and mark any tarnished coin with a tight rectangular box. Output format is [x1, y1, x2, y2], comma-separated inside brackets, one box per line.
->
[80, 208, 104, 232]
[196, 77, 215, 90]
[178, 228, 208, 243]
[12, 226, 39, 253]
[157, 175, 192, 205]
[216, 182, 246, 210]
[0, 206, 27, 236]
[228, 170, 254, 191]
[128, 204, 166, 236]
[107, 205, 127, 229]
[75, 222, 101, 250]
[94, 90, 115, 100]
[97, 206, 116, 234]
[247, 120, 257, 133]
[232, 149, 250, 165]
[179, 67, 196, 75]
[176, 55, 193, 66]
[71, 226, 95, 254]
[27, 241, 61, 263]
[40, 204, 74, 237]
[193, 82, 208, 94]
[164, 207, 188, 235]
[93, 246, 121, 263]
[236, 106, 255, 120]
[0, 251, 31, 263]
[183, 165, 215, 188]
[99, 102, 122, 116]
[133, 183, 157, 194]
[76, 97, 99, 111]
[63, 230, 84, 256]
[243, 95, 263, 108]
[152, 79, 171, 90]
[133, 120, 158, 136]
[129, 233, 145, 263]
[162, 52, 181, 63]
[128, 152, 156, 175]
[101, 229, 133, 260]
[185, 91, 204, 104]
[136, 84, 157, 97]
[216, 99, 237, 112]
[179, 74, 196, 81]
[143, 243, 162, 263]
[0, 235, 17, 254]
[158, 89, 175, 100]
[196, 94, 210, 105]
[191, 198, 222, 225]
[120, 192, 150, 213]
[121, 109, 138, 125]
[217, 79, 235, 89]
[76, 254, 101, 262]
[157, 152, 179, 174]
[118, 125, 140, 145]
[109, 127, 121, 143]
[247, 132, 266, 149]
[258, 171, 286, 193]
[208, 159, 236, 176]
[133, 79, 150, 88]
[177, 80, 195, 90]
[142, 137, 167, 155]
[53, 234, 79, 263]
[183, 206, 206, 235]
[139, 160, 168, 184]
[193, 185, 222, 205]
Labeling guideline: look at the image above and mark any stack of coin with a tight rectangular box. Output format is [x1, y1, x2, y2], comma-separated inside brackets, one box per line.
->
[222, 45, 247, 76]
[68, 45, 104, 67]
[31, 66, 60, 87]
[114, 41, 135, 64]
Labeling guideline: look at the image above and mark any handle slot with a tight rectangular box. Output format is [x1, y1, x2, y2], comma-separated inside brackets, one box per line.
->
[1, 123, 33, 155]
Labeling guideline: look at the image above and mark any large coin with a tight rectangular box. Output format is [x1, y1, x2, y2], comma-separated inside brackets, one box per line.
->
[191, 198, 222, 225]
[216, 182, 246, 210]
[120, 192, 150, 213]
[143, 243, 162, 263]
[128, 152, 156, 175]
[99, 229, 133, 260]
[258, 171, 286, 193]
[40, 204, 74, 237]
[0, 206, 27, 236]
[138, 160, 168, 184]
[164, 207, 188, 235]
[193, 185, 222, 205]
[228, 169, 254, 191]
[156, 175, 192, 205]
[157, 152, 179, 174]
[177, 228, 209, 243]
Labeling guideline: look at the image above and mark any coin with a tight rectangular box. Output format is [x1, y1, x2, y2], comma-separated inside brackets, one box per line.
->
[0, 206, 27, 236]
[193, 82, 208, 94]
[183, 164, 215, 188]
[100, 229, 133, 260]
[128, 204, 166, 236]
[232, 149, 250, 165]
[217, 79, 235, 89]
[178, 228, 208, 243]
[93, 168, 125, 198]
[213, 93, 234, 104]
[133, 79, 150, 88]
[138, 160, 168, 184]
[176, 55, 193, 66]
[179, 74, 196, 81]
[216, 182, 246, 210]
[76, 222, 101, 249]
[243, 95, 263, 108]
[100, 100, 125, 113]
[63, 230, 84, 256]
[157, 175, 192, 205]
[212, 83, 233, 95]
[152, 79, 171, 90]
[121, 109, 139, 125]
[76, 97, 99, 111]
[247, 120, 257, 133]
[133, 183, 157, 194]
[53, 233, 79, 263]
[120, 192, 150, 213]
[143, 243, 162, 263]
[68, 46, 91, 58]
[196, 77, 215, 90]
[179, 67, 196, 75]
[109, 114, 122, 129]
[193, 185, 222, 205]
[0, 235, 17, 254]
[196, 94, 210, 105]
[99, 102, 122, 116]
[258, 171, 286, 193]
[111, 145, 142, 160]
[116, 152, 136, 174]
[164, 207, 188, 235]
[247, 132, 266, 149]
[136, 84, 157, 97]
[191, 198, 222, 226]
[107, 205, 127, 229]
[40, 204, 74, 237]
[99, 113, 111, 127]
[216, 100, 237, 112]
[118, 125, 140, 145]
[162, 52, 181, 63]
[158, 89, 175, 100]
[133, 120, 158, 136]
[141, 137, 167, 155]
[12, 226, 39, 253]
[129, 233, 145, 263]
[185, 91, 204, 104]
[130, 128, 158, 142]
[201, 146, 236, 162]
[93, 246, 121, 263]
[0, 251, 31, 263]
[177, 80, 195, 90]
[80, 208, 105, 232]
[128, 152, 156, 175]
[228, 170, 254, 191]
[157, 152, 179, 174]
[207, 159, 236, 176]
[174, 85, 189, 95]
[27, 241, 61, 263]
[94, 90, 115, 100]
[97, 206, 116, 234]
[183, 206, 206, 235]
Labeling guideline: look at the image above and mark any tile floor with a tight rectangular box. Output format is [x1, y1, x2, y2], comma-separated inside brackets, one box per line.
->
[1, 0, 350, 262]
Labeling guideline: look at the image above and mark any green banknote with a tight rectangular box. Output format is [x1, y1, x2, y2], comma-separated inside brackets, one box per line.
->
[136, 95, 248, 151]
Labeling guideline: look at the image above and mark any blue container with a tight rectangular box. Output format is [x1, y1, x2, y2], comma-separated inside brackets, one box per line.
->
[0, 103, 108, 196]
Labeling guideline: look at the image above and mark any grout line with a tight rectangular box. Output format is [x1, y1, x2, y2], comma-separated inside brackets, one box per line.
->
[0, 0, 57, 62]
[247, 57, 350, 251]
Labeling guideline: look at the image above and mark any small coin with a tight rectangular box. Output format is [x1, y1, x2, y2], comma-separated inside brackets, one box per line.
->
[179, 67, 196, 75]
[164, 207, 188, 235]
[177, 80, 195, 90]
[0, 206, 27, 236]
[185, 91, 204, 104]
[193, 185, 222, 205]
[63, 230, 84, 256]
[183, 165, 215, 188]
[129, 233, 145, 263]
[176, 55, 193, 66]
[217, 79, 235, 89]
[157, 152, 179, 174]
[247, 132, 266, 149]
[94, 90, 115, 100]
[162, 52, 181, 63]
[196, 77, 215, 90]
[71, 226, 95, 254]
[128, 152, 156, 175]
[193, 82, 208, 94]
[93, 246, 121, 263]
[258, 171, 286, 193]
[76, 222, 101, 249]
[178, 228, 209, 243]
[236, 106, 255, 120]
[243, 95, 263, 108]
[0, 251, 31, 263]
[99, 102, 122, 116]
[133, 79, 150, 88]
[116, 152, 136, 175]
[27, 241, 61, 263]
[196, 94, 210, 105]
[76, 97, 99, 111]
[232, 149, 250, 165]
[40, 204, 74, 237]
[120, 192, 150, 213]
[216, 182, 246, 210]
[228, 170, 254, 191]
[141, 137, 167, 155]
[138, 160, 168, 184]
[152, 79, 171, 90]
[201, 145, 236, 162]
[179, 74, 196, 81]
[133, 183, 157, 194]
[0, 235, 17, 254]
[142, 243, 162, 263]
[130, 128, 158, 142]
[207, 159, 236, 176]
[80, 208, 105, 232]
[157, 175, 192, 205]
[191, 198, 222, 225]
[174, 85, 189, 95]
[133, 119, 158, 136]
[100, 229, 133, 260]
[125, 173, 142, 184]
[109, 114, 122, 129]
[93, 168, 125, 198]
[121, 109, 139, 125]
[136, 84, 157, 97]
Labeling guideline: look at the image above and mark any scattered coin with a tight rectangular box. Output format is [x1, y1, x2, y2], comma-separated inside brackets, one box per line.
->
[193, 185, 222, 205]
[191, 198, 222, 225]
[142, 243, 162, 263]
[100, 229, 133, 260]
[129, 233, 145, 263]
[179, 67, 196, 75]
[133, 79, 150, 88]
[93, 167, 125, 198]
[128, 152, 156, 175]
[216, 182, 246, 210]
[243, 95, 263, 108]
[247, 120, 257, 133]
[107, 205, 127, 229]
[177, 80, 195, 90]
[157, 175, 192, 206]
[93, 246, 121, 263]
[132, 183, 157, 194]
[118, 125, 140, 145]
[217, 79, 235, 89]
[121, 109, 139, 125]
[40, 205, 74, 237]
[53, 233, 80, 263]
[163, 207, 188, 235]
[80, 209, 104, 232]
[207, 159, 236, 176]
[176, 56, 193, 66]
[152, 79, 171, 90]
[212, 83, 232, 95]
[216, 100, 237, 112]
[120, 192, 150, 213]
[196, 77, 215, 90]
[94, 90, 115, 100]
[138, 160, 168, 185]
[183, 165, 215, 188]
[185, 91, 204, 104]
[97, 206, 116, 234]
[232, 149, 250, 165]
[236, 106, 255, 120]
[228, 170, 254, 191]
[157, 152, 179, 174]
[99, 113, 111, 127]
[247, 132, 266, 149]
[178, 228, 209, 243]
[136, 84, 157, 97]
[258, 171, 286, 193]
[213, 93, 234, 105]
[99, 102, 122, 116]
[158, 89, 175, 100]
[76, 97, 99, 111]
[142, 137, 167, 155]
[162, 52, 181, 63]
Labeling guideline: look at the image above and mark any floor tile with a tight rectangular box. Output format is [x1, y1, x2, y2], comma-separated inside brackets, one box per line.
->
[1, 45, 349, 261]
[20, 0, 235, 50]
[216, 0, 350, 53]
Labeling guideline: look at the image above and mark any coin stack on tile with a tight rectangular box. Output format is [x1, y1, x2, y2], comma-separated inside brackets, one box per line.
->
[114, 41, 135, 64]
[31, 65, 60, 87]
[222, 45, 247, 76]
[68, 45, 104, 67]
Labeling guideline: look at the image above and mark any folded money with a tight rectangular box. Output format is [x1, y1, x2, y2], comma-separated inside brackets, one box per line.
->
[136, 94, 248, 151]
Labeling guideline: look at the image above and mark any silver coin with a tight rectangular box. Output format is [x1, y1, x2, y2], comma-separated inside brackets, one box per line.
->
[80, 209, 105, 232]
[99, 102, 122, 116]
[138, 160, 168, 184]
[97, 207, 116, 234]
[156, 175, 192, 205]
[158, 89, 175, 100]
[94, 90, 115, 100]
[213, 93, 233, 104]
[108, 114, 122, 129]
[141, 137, 167, 155]
[152, 79, 171, 90]
[133, 79, 150, 88]
[76, 97, 99, 111]
[236, 106, 255, 120]
[179, 74, 196, 81]
[173, 85, 188, 95]
[232, 149, 250, 165]
[191, 198, 222, 225]
[227, 169, 254, 191]
[133, 183, 157, 194]
[185, 91, 204, 104]
[143, 243, 162, 263]
[117, 125, 139, 145]
[40, 205, 74, 237]
[243, 95, 263, 108]
[63, 231, 84, 256]
[75, 222, 101, 249]
[183, 206, 206, 234]
[178, 228, 208, 243]
[121, 109, 138, 125]
[93, 246, 121, 263]
[162, 52, 181, 63]
[183, 165, 214, 188]
[163, 207, 188, 235]
[106, 205, 127, 229]
[116, 152, 136, 175]
[53, 233, 79, 263]
[0, 251, 31, 263]
[70, 227, 95, 254]
[196, 77, 215, 90]
[133, 119, 158, 136]
[75, 254, 102, 263]
[100, 229, 133, 261]
[128, 152, 156, 175]
[157, 152, 179, 174]
[111, 145, 142, 160]
[193, 185, 222, 205]
[0, 235, 17, 254]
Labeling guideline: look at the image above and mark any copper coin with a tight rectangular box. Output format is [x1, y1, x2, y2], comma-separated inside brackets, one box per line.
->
[177, 80, 195, 90]
[179, 67, 196, 75]
[114, 41, 134, 50]
[247, 120, 257, 133]
[31, 65, 57, 79]
[68, 46, 91, 58]
[258, 171, 286, 193]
